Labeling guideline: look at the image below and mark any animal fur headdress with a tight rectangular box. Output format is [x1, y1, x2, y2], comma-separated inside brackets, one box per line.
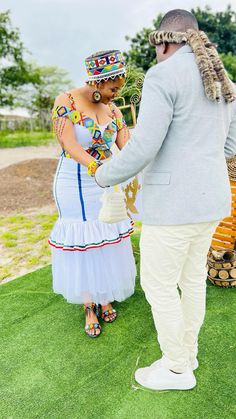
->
[149, 29, 236, 104]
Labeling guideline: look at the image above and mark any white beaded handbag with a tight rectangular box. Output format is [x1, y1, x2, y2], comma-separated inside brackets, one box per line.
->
[98, 186, 129, 223]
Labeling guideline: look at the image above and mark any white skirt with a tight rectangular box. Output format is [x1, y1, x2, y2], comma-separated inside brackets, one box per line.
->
[49, 156, 137, 304]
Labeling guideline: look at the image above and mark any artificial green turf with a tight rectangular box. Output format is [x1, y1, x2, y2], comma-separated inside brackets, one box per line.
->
[0, 234, 236, 419]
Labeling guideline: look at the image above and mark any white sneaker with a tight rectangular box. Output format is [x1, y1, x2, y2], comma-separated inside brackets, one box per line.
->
[135, 363, 196, 391]
[150, 358, 199, 371]
[191, 358, 199, 371]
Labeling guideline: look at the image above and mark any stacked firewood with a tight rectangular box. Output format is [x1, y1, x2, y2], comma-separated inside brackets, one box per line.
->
[207, 248, 236, 287]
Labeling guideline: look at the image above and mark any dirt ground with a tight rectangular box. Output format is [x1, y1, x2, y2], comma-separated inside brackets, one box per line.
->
[0, 151, 59, 283]
[0, 143, 60, 170]
[0, 158, 58, 213]
[0, 143, 60, 213]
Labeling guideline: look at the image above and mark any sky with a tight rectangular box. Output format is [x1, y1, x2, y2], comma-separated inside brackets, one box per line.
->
[1, 0, 236, 86]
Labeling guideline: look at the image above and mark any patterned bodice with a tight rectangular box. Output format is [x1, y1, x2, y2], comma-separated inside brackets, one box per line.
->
[52, 92, 126, 160]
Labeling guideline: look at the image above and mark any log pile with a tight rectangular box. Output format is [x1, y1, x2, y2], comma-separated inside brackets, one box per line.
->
[207, 248, 236, 287]
[208, 157, 236, 287]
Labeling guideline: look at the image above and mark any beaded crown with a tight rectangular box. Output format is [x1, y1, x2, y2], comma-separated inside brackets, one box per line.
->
[85, 50, 126, 83]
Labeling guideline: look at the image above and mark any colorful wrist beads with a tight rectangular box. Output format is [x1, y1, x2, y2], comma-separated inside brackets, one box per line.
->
[87, 160, 102, 177]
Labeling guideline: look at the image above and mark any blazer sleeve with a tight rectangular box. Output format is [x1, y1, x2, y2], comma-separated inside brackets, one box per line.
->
[95, 65, 175, 187]
[224, 99, 236, 158]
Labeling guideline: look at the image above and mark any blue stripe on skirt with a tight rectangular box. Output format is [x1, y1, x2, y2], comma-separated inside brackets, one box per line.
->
[77, 163, 87, 221]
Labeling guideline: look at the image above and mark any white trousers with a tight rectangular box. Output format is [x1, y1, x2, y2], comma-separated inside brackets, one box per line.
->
[140, 221, 219, 373]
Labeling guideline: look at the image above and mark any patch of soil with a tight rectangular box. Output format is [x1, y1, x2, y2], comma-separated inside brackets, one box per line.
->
[0, 159, 58, 213]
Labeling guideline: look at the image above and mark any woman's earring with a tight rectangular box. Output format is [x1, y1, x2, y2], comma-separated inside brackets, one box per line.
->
[92, 90, 102, 103]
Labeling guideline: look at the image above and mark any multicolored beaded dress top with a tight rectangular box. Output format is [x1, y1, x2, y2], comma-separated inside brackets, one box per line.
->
[52, 92, 126, 160]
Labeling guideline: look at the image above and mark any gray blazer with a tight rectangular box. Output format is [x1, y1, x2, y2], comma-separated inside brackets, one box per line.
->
[96, 45, 236, 225]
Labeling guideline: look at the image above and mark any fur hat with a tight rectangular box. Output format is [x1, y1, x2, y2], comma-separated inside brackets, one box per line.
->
[149, 29, 236, 103]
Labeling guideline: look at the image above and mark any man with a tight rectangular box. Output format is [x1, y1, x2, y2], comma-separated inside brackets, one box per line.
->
[95, 9, 236, 390]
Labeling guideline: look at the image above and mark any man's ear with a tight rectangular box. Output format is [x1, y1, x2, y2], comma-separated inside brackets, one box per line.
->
[163, 42, 169, 55]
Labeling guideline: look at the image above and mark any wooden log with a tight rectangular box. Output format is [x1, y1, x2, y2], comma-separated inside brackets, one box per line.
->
[221, 217, 233, 223]
[215, 280, 223, 286]
[229, 268, 236, 278]
[214, 263, 223, 269]
[207, 260, 217, 268]
[218, 270, 229, 279]
[221, 281, 230, 287]
[223, 263, 232, 268]
[209, 268, 218, 278]
[211, 240, 233, 250]
[211, 245, 228, 250]
[219, 221, 233, 228]
[216, 228, 236, 237]
[230, 280, 236, 286]
[213, 234, 235, 243]
[207, 276, 215, 285]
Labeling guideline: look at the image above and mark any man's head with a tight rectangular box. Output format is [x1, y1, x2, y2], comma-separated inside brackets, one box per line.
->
[155, 9, 198, 63]
[159, 9, 199, 32]
[149, 9, 235, 103]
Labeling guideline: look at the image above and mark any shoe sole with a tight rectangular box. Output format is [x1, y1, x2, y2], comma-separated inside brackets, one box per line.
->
[85, 333, 101, 338]
[135, 376, 196, 391]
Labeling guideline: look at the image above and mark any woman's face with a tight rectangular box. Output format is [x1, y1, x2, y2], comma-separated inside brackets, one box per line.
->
[99, 78, 125, 104]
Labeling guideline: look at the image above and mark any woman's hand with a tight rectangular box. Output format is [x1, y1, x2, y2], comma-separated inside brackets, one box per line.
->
[116, 125, 130, 149]
[111, 102, 130, 150]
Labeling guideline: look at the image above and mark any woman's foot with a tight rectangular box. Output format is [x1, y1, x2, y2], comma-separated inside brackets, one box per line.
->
[101, 303, 117, 323]
[84, 303, 101, 338]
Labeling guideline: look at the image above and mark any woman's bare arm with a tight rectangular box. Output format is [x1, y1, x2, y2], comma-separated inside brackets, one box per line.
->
[53, 94, 94, 166]
[112, 104, 130, 150]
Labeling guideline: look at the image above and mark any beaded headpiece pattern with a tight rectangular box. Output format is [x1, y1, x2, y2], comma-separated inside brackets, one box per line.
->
[149, 29, 236, 104]
[85, 50, 126, 84]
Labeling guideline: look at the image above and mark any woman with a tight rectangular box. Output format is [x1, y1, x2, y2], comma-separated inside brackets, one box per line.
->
[49, 50, 136, 338]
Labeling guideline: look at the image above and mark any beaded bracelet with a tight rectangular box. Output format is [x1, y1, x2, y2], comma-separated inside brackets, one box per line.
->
[87, 160, 102, 177]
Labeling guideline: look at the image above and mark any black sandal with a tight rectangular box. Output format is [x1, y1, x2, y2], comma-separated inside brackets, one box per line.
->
[84, 303, 101, 338]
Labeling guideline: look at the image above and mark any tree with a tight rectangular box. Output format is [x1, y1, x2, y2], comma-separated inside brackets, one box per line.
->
[0, 9, 72, 131]
[124, 5, 236, 80]
[220, 53, 236, 81]
[0, 10, 39, 107]
[30, 65, 72, 113]
[193, 5, 236, 54]
[124, 18, 162, 72]
[17, 65, 72, 129]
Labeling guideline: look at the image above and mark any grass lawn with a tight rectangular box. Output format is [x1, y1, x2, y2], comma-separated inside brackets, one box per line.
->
[0, 234, 235, 419]
[0, 213, 58, 282]
[0, 131, 54, 148]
